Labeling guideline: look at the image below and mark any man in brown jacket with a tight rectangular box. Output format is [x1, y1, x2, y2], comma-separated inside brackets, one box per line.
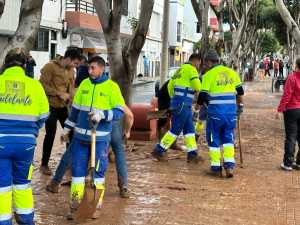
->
[39, 47, 81, 175]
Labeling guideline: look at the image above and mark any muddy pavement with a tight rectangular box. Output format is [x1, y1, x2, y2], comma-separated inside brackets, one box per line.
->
[31, 79, 299, 225]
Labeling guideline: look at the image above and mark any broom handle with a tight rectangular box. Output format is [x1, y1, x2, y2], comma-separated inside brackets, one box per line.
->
[91, 129, 96, 169]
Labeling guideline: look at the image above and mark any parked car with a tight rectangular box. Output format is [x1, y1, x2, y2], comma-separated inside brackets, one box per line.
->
[155, 67, 180, 97]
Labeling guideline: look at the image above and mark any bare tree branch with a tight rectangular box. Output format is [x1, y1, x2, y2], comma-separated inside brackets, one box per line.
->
[130, 0, 154, 53]
[191, 0, 203, 32]
[275, 0, 300, 46]
[227, 0, 240, 24]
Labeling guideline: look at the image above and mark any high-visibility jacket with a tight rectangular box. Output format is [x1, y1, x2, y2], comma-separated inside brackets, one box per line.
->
[64, 74, 125, 142]
[167, 63, 201, 107]
[0, 66, 49, 144]
[200, 65, 242, 115]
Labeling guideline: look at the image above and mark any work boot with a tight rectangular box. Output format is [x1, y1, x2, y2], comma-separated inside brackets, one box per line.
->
[40, 165, 52, 176]
[92, 209, 101, 219]
[46, 180, 60, 193]
[187, 151, 202, 164]
[207, 169, 223, 178]
[66, 201, 80, 220]
[151, 149, 168, 161]
[225, 168, 234, 178]
[119, 186, 130, 198]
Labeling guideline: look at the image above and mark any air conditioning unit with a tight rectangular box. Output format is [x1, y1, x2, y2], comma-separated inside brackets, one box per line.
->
[0, 0, 22, 35]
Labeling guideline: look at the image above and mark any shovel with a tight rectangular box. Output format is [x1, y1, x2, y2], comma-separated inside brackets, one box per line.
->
[74, 121, 103, 222]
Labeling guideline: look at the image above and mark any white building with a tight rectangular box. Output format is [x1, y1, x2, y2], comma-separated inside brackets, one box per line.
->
[168, 0, 217, 67]
[1, 0, 208, 78]
[33, 0, 163, 78]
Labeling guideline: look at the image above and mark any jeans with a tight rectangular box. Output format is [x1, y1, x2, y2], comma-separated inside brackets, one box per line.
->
[53, 145, 72, 183]
[41, 107, 68, 166]
[52, 120, 128, 188]
[111, 120, 128, 188]
[283, 109, 300, 166]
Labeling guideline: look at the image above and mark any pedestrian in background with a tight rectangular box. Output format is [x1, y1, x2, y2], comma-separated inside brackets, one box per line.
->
[258, 60, 265, 80]
[143, 55, 150, 76]
[39, 47, 81, 175]
[279, 60, 284, 78]
[274, 59, 279, 78]
[277, 58, 300, 171]
[25, 54, 36, 78]
[75, 55, 89, 88]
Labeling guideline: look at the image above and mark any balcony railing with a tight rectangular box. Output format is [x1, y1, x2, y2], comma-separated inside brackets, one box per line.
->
[66, 0, 97, 15]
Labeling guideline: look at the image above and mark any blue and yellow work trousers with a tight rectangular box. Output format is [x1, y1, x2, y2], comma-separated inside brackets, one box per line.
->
[156, 104, 198, 155]
[70, 138, 109, 207]
[206, 114, 236, 171]
[0, 143, 35, 225]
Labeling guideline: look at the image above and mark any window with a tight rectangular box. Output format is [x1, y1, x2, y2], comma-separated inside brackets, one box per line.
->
[51, 30, 57, 41]
[34, 28, 49, 51]
[177, 22, 182, 42]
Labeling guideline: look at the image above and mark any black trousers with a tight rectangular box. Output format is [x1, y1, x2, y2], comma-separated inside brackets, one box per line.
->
[41, 106, 69, 166]
[283, 109, 300, 166]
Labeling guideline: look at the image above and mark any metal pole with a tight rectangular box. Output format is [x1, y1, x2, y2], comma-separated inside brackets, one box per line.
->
[160, 0, 169, 86]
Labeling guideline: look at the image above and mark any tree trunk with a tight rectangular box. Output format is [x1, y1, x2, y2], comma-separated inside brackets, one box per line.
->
[160, 0, 169, 85]
[0, 0, 4, 17]
[275, 0, 300, 53]
[93, 0, 154, 104]
[201, 1, 210, 57]
[191, 0, 203, 31]
[0, 0, 44, 64]
[229, 1, 256, 67]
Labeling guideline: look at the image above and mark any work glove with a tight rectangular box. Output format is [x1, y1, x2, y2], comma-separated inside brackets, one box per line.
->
[237, 104, 244, 116]
[89, 110, 105, 123]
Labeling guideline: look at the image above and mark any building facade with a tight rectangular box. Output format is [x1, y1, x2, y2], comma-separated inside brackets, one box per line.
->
[0, 0, 208, 78]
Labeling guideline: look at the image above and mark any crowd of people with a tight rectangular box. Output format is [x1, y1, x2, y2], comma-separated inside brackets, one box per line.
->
[257, 56, 291, 80]
[0, 47, 134, 224]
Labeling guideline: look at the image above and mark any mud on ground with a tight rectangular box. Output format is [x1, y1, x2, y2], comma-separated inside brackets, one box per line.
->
[31, 79, 299, 225]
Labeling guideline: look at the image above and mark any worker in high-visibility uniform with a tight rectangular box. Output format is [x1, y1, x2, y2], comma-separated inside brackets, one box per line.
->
[152, 53, 202, 162]
[197, 49, 244, 178]
[61, 56, 125, 219]
[0, 48, 49, 225]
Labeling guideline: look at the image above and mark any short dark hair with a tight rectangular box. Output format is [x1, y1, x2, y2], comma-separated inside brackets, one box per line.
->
[189, 53, 201, 62]
[88, 56, 106, 67]
[64, 47, 82, 61]
[296, 58, 300, 70]
[81, 55, 87, 63]
[2, 48, 27, 72]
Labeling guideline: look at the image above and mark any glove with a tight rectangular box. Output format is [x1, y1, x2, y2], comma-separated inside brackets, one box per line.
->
[89, 110, 105, 123]
[237, 104, 244, 115]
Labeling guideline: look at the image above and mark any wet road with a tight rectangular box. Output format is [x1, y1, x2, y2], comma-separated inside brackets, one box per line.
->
[132, 82, 156, 103]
